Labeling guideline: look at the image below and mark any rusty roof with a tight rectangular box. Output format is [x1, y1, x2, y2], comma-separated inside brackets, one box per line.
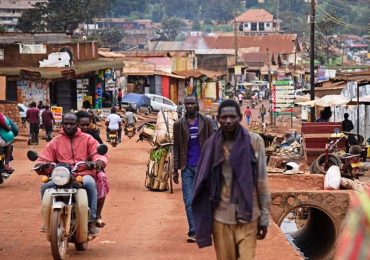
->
[183, 34, 298, 54]
[174, 69, 225, 79]
[235, 9, 274, 22]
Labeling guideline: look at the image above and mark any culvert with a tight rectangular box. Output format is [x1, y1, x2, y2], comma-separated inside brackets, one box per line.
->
[280, 206, 337, 260]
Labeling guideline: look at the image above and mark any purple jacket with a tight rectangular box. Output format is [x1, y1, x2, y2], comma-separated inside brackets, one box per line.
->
[192, 126, 256, 248]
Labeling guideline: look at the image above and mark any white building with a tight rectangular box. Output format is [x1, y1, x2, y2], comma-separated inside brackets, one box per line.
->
[0, 0, 47, 32]
[235, 9, 281, 36]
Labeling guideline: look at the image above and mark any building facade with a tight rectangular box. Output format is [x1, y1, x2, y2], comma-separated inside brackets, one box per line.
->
[235, 9, 281, 36]
[0, 0, 48, 32]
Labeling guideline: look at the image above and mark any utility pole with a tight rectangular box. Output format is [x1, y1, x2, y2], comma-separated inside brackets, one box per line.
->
[267, 48, 273, 125]
[310, 0, 316, 122]
[233, 14, 238, 96]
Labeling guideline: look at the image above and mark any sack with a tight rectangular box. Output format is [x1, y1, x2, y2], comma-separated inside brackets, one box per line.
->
[154, 110, 178, 145]
[145, 148, 170, 191]
[324, 165, 341, 190]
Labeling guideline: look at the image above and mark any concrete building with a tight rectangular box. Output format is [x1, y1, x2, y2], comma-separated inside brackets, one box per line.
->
[0, 0, 47, 32]
[235, 9, 281, 36]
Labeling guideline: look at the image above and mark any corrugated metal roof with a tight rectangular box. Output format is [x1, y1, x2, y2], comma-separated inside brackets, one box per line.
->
[149, 41, 184, 51]
[174, 69, 225, 79]
[183, 34, 298, 54]
[235, 9, 274, 22]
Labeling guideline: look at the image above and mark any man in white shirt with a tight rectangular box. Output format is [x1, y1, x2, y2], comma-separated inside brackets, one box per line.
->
[238, 93, 243, 107]
[106, 107, 122, 142]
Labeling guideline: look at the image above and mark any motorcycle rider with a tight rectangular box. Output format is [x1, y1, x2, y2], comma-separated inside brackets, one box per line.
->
[37, 112, 107, 235]
[123, 105, 136, 127]
[106, 107, 122, 142]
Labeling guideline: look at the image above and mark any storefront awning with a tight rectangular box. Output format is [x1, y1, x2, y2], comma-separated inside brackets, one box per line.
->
[0, 59, 125, 80]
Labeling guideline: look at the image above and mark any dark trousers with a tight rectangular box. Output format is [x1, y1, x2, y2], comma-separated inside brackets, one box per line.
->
[29, 123, 39, 144]
[118, 97, 122, 110]
[44, 125, 53, 141]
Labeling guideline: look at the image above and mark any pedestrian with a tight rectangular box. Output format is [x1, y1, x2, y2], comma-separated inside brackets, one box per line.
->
[41, 105, 55, 142]
[26, 102, 40, 145]
[117, 88, 123, 110]
[37, 101, 44, 110]
[342, 113, 354, 132]
[259, 104, 267, 123]
[173, 95, 213, 243]
[238, 93, 243, 107]
[192, 99, 271, 260]
[176, 101, 186, 119]
[243, 106, 252, 125]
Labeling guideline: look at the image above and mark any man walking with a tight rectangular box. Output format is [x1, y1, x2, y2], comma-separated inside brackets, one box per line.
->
[173, 95, 213, 242]
[259, 104, 267, 123]
[192, 99, 271, 260]
[41, 105, 55, 141]
[243, 106, 252, 125]
[117, 88, 123, 110]
[26, 101, 40, 145]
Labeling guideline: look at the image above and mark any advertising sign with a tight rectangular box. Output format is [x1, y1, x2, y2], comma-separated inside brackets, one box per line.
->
[51, 106, 63, 123]
[19, 44, 47, 54]
[271, 80, 294, 115]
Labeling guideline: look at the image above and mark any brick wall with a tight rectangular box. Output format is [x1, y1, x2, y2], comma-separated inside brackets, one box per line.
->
[0, 101, 26, 133]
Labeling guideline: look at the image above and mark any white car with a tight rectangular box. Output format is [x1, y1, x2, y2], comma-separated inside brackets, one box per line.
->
[17, 103, 28, 123]
[146, 94, 177, 112]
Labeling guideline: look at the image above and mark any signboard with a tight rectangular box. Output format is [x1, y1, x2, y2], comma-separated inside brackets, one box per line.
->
[19, 44, 47, 54]
[51, 106, 63, 123]
[17, 80, 49, 104]
[203, 98, 212, 110]
[234, 65, 242, 76]
[0, 49, 4, 60]
[271, 80, 294, 113]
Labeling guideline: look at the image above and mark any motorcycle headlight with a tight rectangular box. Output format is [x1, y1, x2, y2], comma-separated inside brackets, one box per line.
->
[51, 167, 71, 186]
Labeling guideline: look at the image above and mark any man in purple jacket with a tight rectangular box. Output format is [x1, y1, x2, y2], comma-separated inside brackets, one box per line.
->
[192, 99, 270, 259]
[173, 95, 213, 243]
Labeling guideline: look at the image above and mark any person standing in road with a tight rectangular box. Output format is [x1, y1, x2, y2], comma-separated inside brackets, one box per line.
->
[173, 95, 213, 243]
[238, 93, 244, 107]
[259, 104, 267, 123]
[243, 106, 252, 125]
[26, 102, 40, 145]
[41, 105, 55, 142]
[192, 99, 271, 260]
[117, 88, 123, 110]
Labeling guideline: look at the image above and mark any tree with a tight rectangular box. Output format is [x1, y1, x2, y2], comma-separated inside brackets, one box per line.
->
[16, 2, 48, 32]
[100, 27, 125, 49]
[192, 19, 201, 31]
[160, 16, 187, 41]
[109, 0, 149, 17]
[17, 0, 111, 33]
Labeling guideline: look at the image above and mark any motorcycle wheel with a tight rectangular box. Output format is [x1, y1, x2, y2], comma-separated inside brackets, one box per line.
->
[75, 242, 88, 251]
[50, 209, 68, 260]
[314, 153, 342, 175]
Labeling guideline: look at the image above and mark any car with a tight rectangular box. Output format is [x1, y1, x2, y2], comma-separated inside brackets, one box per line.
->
[17, 103, 28, 123]
[146, 94, 177, 112]
[121, 93, 152, 113]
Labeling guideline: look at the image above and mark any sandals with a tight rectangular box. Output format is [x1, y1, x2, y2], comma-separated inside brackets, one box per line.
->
[96, 219, 106, 228]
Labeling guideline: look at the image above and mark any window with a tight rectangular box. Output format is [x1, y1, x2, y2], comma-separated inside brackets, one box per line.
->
[266, 23, 270, 27]
[154, 97, 163, 103]
[259, 23, 265, 31]
[164, 99, 173, 105]
[251, 23, 257, 31]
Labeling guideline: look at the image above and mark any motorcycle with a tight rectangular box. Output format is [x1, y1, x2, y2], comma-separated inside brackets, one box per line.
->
[124, 124, 136, 139]
[27, 144, 108, 260]
[108, 130, 118, 147]
[0, 150, 13, 184]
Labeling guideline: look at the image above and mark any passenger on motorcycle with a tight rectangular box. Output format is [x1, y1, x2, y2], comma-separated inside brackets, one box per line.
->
[122, 106, 136, 127]
[105, 107, 122, 142]
[0, 112, 18, 174]
[37, 113, 107, 236]
[76, 110, 109, 227]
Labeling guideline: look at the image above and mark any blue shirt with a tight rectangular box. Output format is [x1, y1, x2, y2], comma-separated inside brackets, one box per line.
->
[187, 118, 201, 167]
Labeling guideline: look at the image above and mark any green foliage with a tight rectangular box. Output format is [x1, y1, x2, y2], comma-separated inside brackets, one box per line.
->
[160, 16, 187, 41]
[109, 0, 149, 17]
[17, 0, 111, 33]
[99, 27, 125, 49]
[0, 25, 5, 33]
[192, 19, 201, 31]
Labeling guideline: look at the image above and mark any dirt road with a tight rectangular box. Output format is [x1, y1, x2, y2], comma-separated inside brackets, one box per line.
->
[0, 132, 300, 259]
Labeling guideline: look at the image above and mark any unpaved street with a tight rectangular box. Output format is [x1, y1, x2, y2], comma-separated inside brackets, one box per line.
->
[0, 131, 299, 260]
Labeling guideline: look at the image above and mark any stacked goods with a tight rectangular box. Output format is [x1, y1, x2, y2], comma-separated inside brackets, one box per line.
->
[145, 147, 170, 191]
[154, 110, 178, 145]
